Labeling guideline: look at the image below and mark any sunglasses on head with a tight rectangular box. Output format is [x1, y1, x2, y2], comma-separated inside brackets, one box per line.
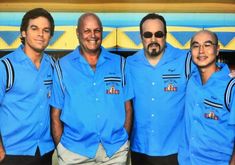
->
[143, 31, 165, 38]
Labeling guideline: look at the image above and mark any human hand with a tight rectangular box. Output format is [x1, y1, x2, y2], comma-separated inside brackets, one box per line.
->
[229, 70, 235, 78]
[0, 148, 5, 162]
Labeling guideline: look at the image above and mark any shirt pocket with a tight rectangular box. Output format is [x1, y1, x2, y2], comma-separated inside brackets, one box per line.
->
[104, 76, 122, 95]
[203, 99, 225, 122]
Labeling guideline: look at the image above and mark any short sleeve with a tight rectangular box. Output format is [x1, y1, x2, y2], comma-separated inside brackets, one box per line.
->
[229, 87, 235, 125]
[49, 61, 64, 110]
[0, 61, 7, 103]
[123, 59, 135, 101]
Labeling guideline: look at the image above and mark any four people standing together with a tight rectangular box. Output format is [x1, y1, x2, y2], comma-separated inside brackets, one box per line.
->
[0, 8, 234, 165]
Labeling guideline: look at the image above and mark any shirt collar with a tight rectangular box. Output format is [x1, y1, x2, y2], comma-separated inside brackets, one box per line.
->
[14, 45, 49, 63]
[193, 63, 230, 85]
[70, 46, 112, 64]
[133, 43, 184, 66]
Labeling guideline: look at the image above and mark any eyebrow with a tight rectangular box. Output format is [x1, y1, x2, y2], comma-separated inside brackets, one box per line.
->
[30, 24, 50, 29]
[191, 40, 214, 45]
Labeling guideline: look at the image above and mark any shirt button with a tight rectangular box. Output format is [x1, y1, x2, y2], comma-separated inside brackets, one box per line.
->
[96, 98, 99, 101]
[97, 115, 100, 118]
[93, 82, 96, 86]
[151, 98, 155, 101]
[151, 114, 155, 117]
[151, 130, 155, 133]
[152, 82, 155, 86]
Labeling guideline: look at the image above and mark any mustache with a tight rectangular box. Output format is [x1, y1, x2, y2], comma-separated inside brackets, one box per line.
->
[147, 42, 160, 49]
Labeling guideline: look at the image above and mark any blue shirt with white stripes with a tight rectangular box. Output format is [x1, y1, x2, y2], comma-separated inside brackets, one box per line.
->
[125, 43, 193, 156]
[50, 46, 128, 158]
[0, 45, 54, 156]
[178, 63, 235, 165]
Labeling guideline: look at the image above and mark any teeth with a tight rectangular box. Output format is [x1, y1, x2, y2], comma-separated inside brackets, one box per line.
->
[89, 40, 96, 43]
[198, 56, 207, 60]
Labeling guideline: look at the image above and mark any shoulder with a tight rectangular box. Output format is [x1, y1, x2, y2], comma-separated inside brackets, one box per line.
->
[59, 49, 77, 64]
[166, 44, 188, 58]
[126, 49, 143, 63]
[1, 50, 17, 61]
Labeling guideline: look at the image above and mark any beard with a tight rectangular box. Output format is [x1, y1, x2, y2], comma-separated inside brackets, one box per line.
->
[147, 42, 164, 57]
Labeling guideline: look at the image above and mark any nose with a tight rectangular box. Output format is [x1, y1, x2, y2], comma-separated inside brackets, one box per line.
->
[91, 30, 95, 37]
[199, 44, 205, 53]
[151, 35, 156, 42]
[38, 29, 43, 36]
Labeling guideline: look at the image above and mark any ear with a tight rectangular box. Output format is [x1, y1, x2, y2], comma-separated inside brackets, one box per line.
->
[21, 31, 26, 37]
[216, 44, 220, 56]
[76, 27, 79, 37]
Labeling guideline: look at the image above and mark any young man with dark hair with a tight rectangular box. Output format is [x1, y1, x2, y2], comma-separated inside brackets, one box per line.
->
[0, 8, 55, 165]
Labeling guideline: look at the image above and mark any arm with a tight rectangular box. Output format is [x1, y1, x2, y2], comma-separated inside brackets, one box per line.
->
[230, 144, 235, 165]
[51, 107, 63, 146]
[0, 134, 5, 162]
[124, 100, 133, 136]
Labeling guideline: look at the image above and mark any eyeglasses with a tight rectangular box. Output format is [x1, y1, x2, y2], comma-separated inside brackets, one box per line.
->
[143, 31, 165, 38]
[191, 41, 217, 51]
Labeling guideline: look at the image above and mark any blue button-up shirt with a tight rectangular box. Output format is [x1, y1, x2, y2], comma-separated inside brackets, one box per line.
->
[0, 45, 54, 156]
[178, 63, 235, 165]
[50, 46, 128, 158]
[125, 44, 193, 156]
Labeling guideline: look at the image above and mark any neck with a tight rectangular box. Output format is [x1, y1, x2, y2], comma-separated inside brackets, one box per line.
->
[24, 46, 42, 69]
[81, 49, 100, 71]
[146, 52, 163, 66]
[199, 65, 220, 85]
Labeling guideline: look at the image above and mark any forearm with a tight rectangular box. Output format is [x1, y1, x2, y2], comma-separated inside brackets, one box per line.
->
[51, 107, 63, 146]
[124, 100, 133, 136]
[230, 144, 235, 165]
[0, 134, 5, 162]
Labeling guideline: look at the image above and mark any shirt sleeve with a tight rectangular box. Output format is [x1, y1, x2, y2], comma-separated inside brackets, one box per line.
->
[123, 59, 135, 101]
[229, 87, 235, 125]
[49, 61, 64, 110]
[0, 61, 6, 104]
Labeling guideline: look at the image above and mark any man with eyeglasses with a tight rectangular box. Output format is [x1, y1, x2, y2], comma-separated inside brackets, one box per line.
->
[178, 30, 235, 165]
[125, 13, 194, 165]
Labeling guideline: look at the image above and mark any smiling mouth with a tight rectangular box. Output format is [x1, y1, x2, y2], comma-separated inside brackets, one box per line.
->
[197, 56, 208, 61]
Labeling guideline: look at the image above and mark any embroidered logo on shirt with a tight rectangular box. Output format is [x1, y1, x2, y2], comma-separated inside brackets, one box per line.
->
[162, 74, 180, 79]
[44, 79, 53, 85]
[204, 99, 223, 109]
[106, 86, 120, 94]
[204, 111, 219, 120]
[164, 83, 177, 92]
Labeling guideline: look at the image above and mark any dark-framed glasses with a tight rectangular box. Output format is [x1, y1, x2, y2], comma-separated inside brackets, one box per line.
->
[143, 31, 165, 38]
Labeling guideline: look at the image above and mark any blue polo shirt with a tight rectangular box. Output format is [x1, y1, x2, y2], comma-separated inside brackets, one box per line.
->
[125, 43, 193, 156]
[178, 63, 235, 165]
[0, 45, 54, 156]
[50, 46, 128, 158]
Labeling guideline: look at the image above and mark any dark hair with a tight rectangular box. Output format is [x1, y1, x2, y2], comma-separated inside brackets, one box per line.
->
[20, 8, 54, 45]
[139, 13, 167, 35]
